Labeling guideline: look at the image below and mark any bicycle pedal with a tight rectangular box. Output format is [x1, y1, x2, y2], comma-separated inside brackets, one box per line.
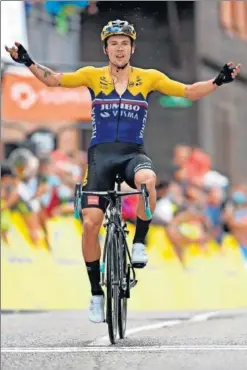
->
[130, 279, 138, 284]
[130, 279, 138, 289]
[132, 262, 146, 269]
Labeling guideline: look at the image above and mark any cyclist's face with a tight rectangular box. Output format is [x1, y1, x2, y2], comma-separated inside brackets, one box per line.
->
[14, 164, 26, 179]
[105, 36, 134, 68]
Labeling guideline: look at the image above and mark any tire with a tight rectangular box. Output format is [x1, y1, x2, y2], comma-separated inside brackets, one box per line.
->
[106, 224, 119, 344]
[118, 295, 127, 339]
[118, 235, 128, 339]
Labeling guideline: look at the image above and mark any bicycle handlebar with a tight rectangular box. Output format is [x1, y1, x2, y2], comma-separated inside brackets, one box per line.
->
[73, 183, 152, 220]
[141, 183, 152, 220]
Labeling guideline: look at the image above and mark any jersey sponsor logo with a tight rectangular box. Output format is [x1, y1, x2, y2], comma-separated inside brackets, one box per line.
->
[135, 76, 143, 86]
[101, 103, 141, 112]
[100, 112, 110, 118]
[100, 76, 109, 89]
[100, 102, 141, 120]
[87, 195, 99, 205]
[100, 76, 107, 83]
[100, 84, 109, 90]
[116, 110, 139, 120]
[91, 107, 97, 139]
[140, 110, 147, 138]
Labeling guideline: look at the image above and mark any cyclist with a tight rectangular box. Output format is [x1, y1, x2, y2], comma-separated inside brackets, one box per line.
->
[6, 19, 241, 323]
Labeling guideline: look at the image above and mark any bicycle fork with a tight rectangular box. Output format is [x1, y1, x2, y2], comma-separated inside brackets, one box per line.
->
[100, 222, 137, 294]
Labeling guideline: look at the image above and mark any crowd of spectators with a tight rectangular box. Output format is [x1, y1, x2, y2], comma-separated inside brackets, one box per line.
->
[123, 145, 247, 269]
[1, 147, 87, 249]
[1, 144, 247, 269]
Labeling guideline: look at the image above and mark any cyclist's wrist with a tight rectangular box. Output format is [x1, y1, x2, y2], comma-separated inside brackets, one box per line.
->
[213, 76, 222, 87]
[211, 78, 218, 88]
[24, 58, 35, 68]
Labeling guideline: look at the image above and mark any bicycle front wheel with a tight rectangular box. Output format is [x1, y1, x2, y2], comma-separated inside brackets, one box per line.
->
[106, 224, 119, 344]
[118, 234, 128, 339]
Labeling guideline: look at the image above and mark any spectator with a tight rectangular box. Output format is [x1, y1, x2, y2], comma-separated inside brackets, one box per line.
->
[1, 163, 15, 245]
[152, 180, 174, 226]
[166, 185, 211, 269]
[173, 144, 191, 168]
[186, 146, 211, 178]
[172, 145, 211, 187]
[223, 190, 247, 268]
[7, 148, 46, 247]
[205, 186, 225, 247]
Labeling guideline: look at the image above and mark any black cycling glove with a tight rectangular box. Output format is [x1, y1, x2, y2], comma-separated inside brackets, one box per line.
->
[213, 63, 236, 86]
[10, 44, 34, 67]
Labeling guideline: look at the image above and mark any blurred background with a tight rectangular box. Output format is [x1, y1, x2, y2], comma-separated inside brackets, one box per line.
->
[1, 1, 247, 312]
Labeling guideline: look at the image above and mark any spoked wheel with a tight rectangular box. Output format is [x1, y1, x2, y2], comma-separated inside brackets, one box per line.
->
[118, 236, 128, 339]
[118, 294, 127, 339]
[106, 226, 119, 344]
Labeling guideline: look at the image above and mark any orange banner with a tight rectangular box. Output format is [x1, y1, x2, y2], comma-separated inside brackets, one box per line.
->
[2, 73, 92, 122]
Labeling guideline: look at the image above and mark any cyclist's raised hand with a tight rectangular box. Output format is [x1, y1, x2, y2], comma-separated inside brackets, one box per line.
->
[5, 42, 61, 87]
[5, 42, 34, 67]
[213, 62, 241, 86]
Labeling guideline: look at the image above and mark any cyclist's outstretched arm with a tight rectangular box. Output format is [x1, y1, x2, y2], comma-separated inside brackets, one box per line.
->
[5, 42, 93, 88]
[28, 63, 62, 87]
[148, 63, 240, 100]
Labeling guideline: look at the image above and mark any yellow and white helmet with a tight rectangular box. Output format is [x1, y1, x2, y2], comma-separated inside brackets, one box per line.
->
[101, 20, 136, 42]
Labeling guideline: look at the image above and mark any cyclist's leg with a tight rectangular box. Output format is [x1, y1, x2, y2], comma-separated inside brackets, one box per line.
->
[122, 153, 156, 265]
[123, 153, 157, 216]
[81, 145, 116, 299]
[82, 208, 105, 297]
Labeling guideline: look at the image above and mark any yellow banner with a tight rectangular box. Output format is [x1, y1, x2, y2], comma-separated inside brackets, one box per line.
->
[1, 212, 247, 311]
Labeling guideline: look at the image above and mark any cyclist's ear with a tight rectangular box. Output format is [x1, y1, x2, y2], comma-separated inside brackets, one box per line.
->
[131, 43, 135, 55]
[103, 46, 108, 55]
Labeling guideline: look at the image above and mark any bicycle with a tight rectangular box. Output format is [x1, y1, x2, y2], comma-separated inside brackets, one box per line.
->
[74, 175, 152, 344]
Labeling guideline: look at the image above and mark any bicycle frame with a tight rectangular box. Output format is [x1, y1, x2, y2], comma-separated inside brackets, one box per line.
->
[100, 180, 137, 291]
[73, 179, 151, 291]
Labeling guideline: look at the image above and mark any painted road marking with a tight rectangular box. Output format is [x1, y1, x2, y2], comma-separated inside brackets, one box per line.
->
[91, 311, 218, 345]
[2, 346, 247, 353]
[92, 319, 182, 345]
[188, 311, 218, 322]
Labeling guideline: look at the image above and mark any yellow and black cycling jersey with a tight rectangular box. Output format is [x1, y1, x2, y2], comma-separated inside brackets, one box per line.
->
[60, 66, 186, 147]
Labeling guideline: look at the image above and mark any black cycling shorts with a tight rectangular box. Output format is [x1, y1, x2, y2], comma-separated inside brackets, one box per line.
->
[81, 142, 156, 212]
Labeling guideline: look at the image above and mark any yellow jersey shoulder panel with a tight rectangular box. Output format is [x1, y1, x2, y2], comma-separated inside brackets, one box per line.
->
[60, 66, 96, 88]
[147, 69, 186, 97]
